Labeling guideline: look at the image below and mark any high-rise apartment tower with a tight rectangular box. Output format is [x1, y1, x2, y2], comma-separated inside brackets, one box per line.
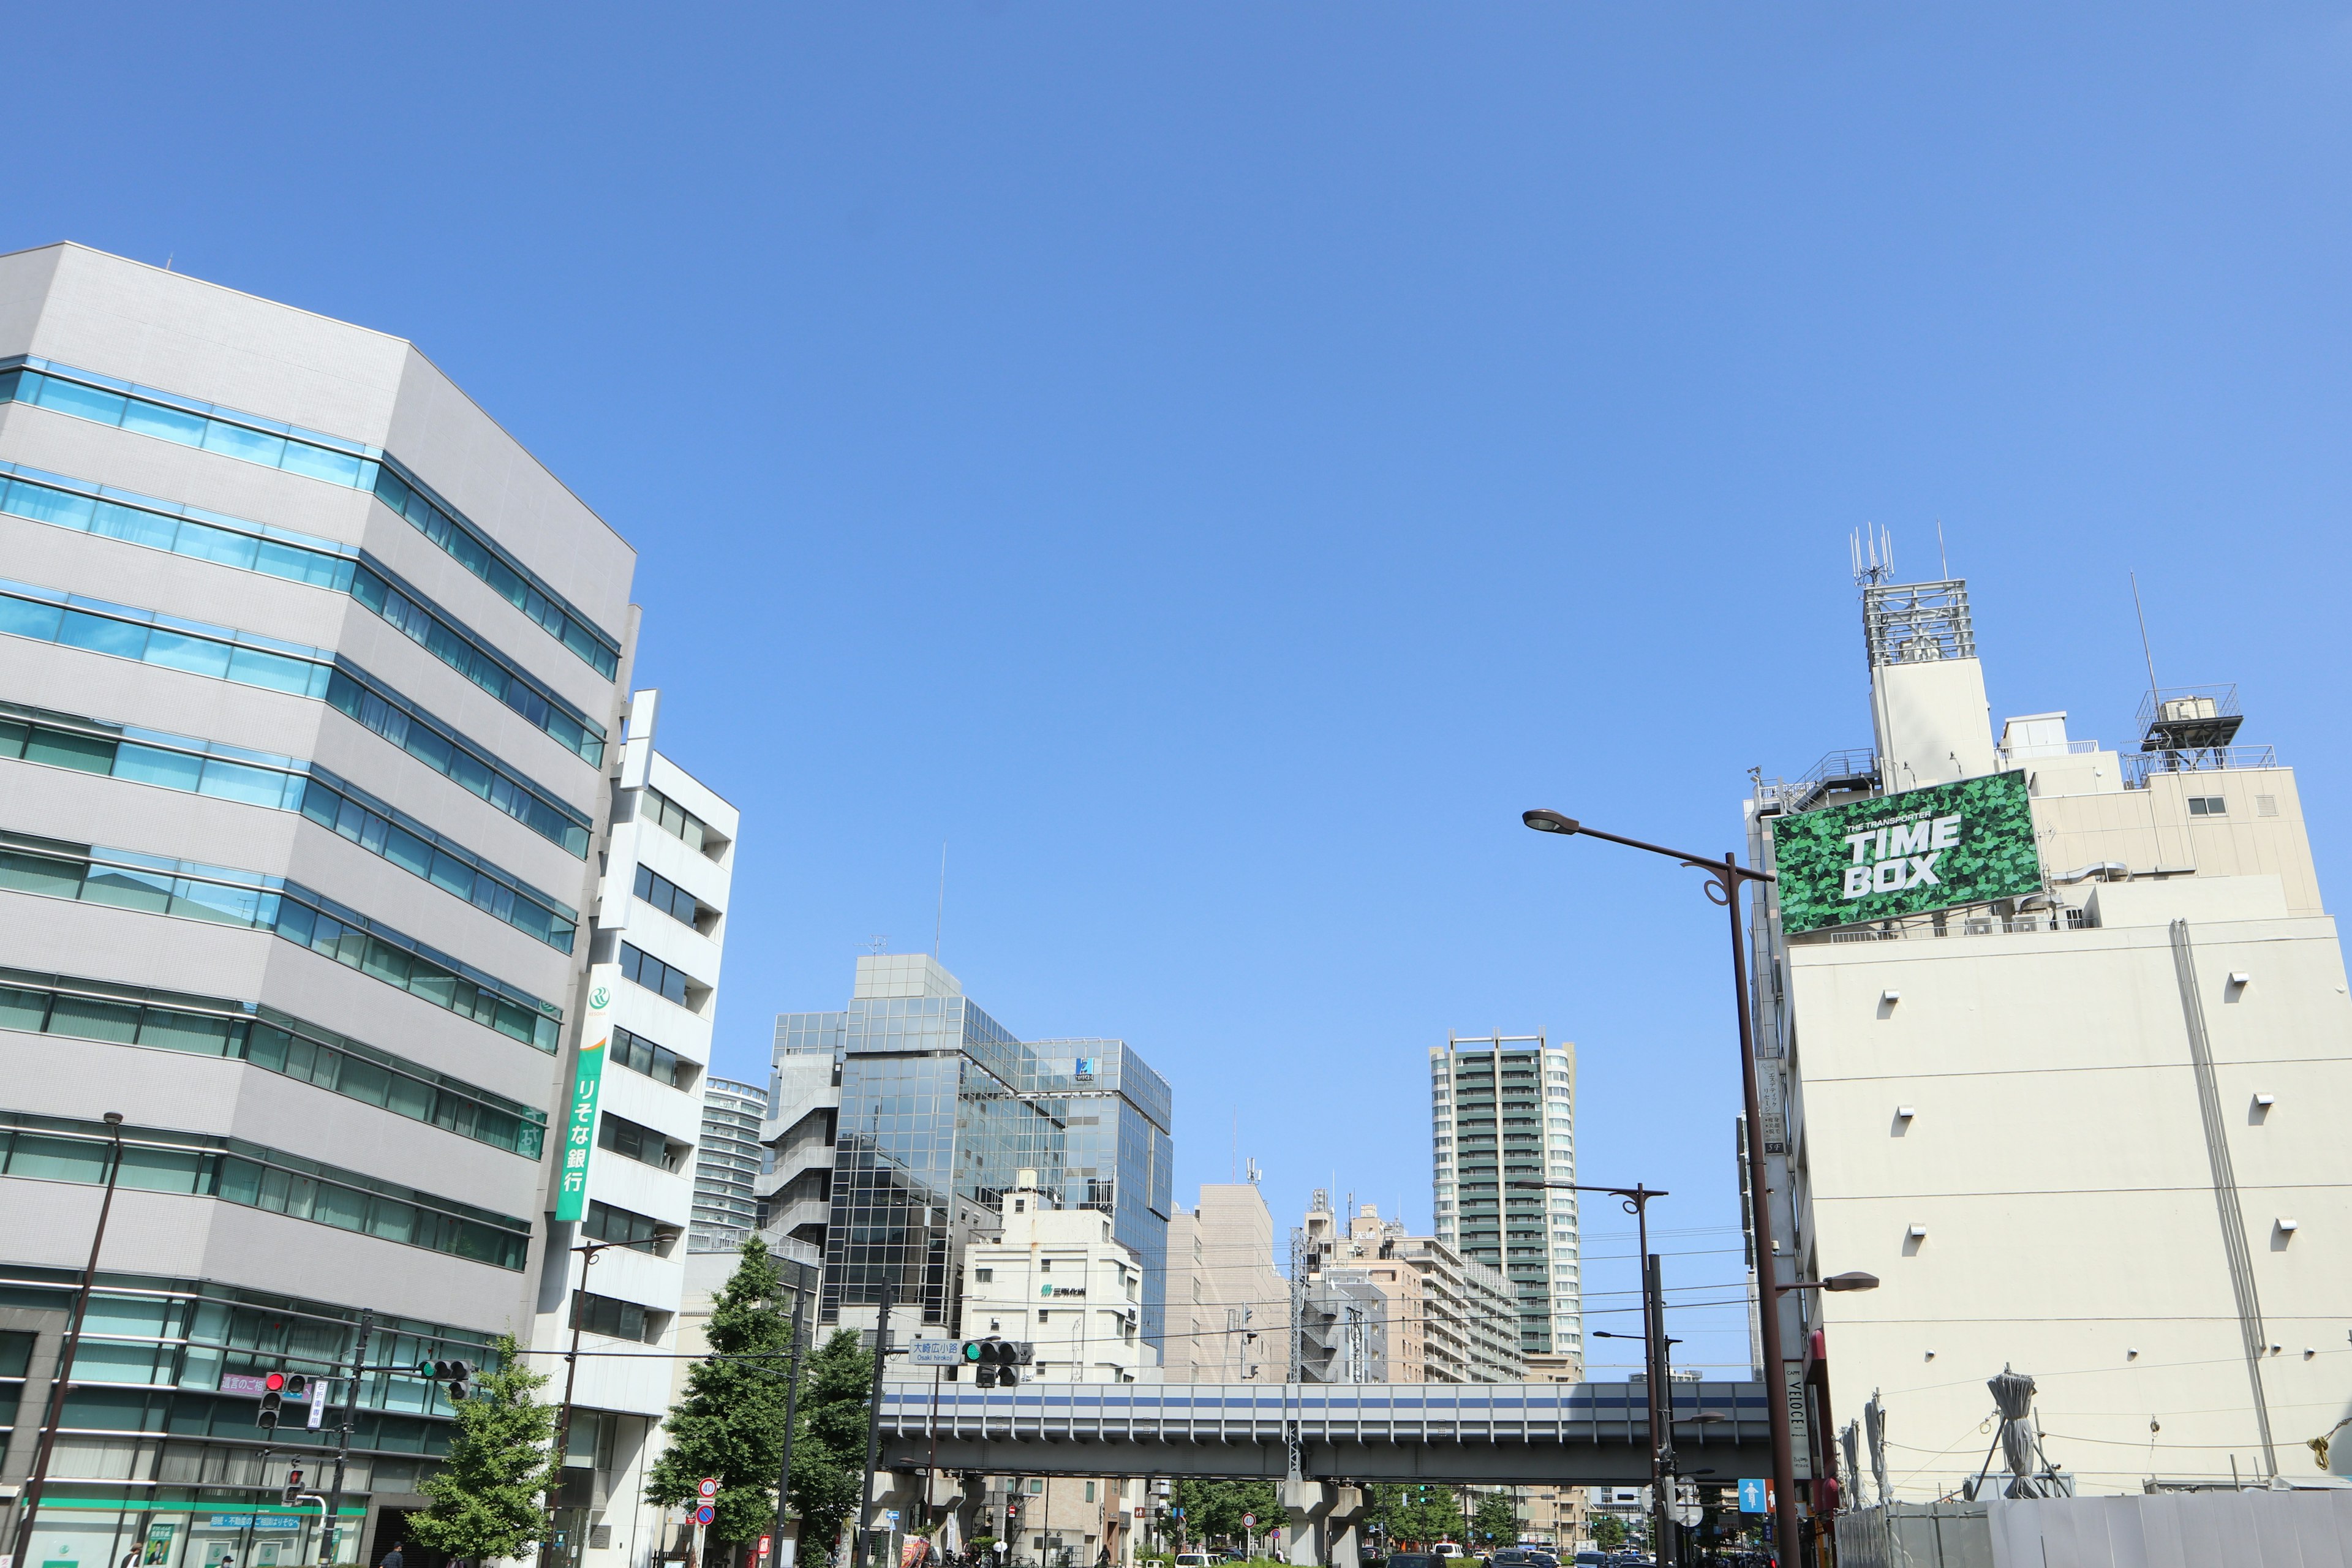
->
[689, 1076, 770, 1251]
[1431, 1033, 1581, 1359]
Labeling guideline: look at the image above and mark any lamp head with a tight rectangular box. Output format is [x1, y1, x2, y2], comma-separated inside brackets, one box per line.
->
[1522, 809, 1580, 836]
[1824, 1270, 1880, 1292]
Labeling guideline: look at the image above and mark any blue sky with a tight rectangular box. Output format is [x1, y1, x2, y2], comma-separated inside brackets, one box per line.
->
[14, 4, 2352, 1374]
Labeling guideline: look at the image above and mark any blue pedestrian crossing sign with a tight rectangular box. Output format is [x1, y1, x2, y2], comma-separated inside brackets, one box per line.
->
[1737, 1479, 1769, 1515]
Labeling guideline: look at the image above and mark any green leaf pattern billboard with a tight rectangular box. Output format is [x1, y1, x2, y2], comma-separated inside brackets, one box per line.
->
[1770, 771, 2042, 934]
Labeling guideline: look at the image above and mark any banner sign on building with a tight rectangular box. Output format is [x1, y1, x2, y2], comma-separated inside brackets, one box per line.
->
[1771, 772, 2040, 934]
[554, 967, 621, 1222]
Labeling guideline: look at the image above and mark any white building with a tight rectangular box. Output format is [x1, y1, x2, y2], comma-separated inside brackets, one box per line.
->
[1747, 565, 2352, 1502]
[956, 1169, 1154, 1384]
[1164, 1180, 1291, 1384]
[0, 243, 736, 1568]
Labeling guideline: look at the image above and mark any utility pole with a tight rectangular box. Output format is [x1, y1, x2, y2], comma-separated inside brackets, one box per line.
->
[321, 1308, 375, 1568]
[772, 1286, 807, 1564]
[12, 1112, 126, 1568]
[852, 1282, 895, 1568]
[551, 1240, 622, 1568]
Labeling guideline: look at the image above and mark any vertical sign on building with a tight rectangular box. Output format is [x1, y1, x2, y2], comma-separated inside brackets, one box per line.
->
[556, 966, 621, 1222]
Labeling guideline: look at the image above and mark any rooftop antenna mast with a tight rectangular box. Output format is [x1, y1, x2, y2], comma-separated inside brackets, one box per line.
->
[1937, 518, 1950, 581]
[1850, 524, 1895, 589]
[2130, 571, 2160, 707]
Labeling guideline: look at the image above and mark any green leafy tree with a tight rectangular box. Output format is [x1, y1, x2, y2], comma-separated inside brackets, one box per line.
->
[1171, 1480, 1283, 1548]
[1470, 1493, 1518, 1547]
[1362, 1483, 1461, 1548]
[408, 1335, 561, 1564]
[647, 1238, 795, 1562]
[786, 1329, 876, 1564]
[1591, 1516, 1628, 1551]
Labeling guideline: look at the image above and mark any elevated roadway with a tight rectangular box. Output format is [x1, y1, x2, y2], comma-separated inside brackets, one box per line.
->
[878, 1378, 1773, 1485]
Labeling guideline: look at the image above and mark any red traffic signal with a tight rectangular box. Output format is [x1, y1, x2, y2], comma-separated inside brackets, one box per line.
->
[264, 1372, 286, 1392]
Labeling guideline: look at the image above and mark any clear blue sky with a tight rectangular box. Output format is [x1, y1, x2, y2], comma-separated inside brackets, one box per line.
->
[15, 5, 2352, 1374]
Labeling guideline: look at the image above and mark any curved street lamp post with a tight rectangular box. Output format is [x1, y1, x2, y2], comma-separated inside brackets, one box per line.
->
[1519, 809, 1804, 1564]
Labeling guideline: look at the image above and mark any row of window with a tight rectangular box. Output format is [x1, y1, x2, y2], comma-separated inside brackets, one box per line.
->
[570, 1289, 668, 1344]
[619, 941, 701, 1009]
[641, 786, 723, 857]
[0, 968, 547, 1159]
[0, 1112, 531, 1270]
[611, 1024, 696, 1090]
[633, 863, 709, 929]
[0, 360, 620, 678]
[0, 832, 562, 1052]
[0, 464, 608, 764]
[0, 701, 578, 953]
[0, 575, 594, 858]
[582, 1200, 674, 1254]
[597, 1112, 682, 1171]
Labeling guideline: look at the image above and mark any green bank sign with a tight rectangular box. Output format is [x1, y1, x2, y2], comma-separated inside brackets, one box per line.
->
[1771, 772, 2041, 934]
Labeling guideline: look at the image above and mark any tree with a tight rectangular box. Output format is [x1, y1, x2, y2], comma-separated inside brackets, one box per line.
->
[408, 1335, 561, 1564]
[1362, 1484, 1460, 1548]
[1470, 1493, 1518, 1548]
[647, 1238, 796, 1563]
[787, 1329, 876, 1564]
[1591, 1516, 1628, 1551]
[1170, 1480, 1283, 1550]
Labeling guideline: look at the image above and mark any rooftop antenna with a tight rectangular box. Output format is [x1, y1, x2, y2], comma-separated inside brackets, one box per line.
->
[932, 842, 947, 957]
[1937, 519, 1950, 581]
[1851, 524, 1895, 589]
[2130, 571, 2160, 705]
[865, 933, 889, 956]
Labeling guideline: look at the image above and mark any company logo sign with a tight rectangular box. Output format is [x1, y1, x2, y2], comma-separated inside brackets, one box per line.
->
[1770, 772, 2040, 934]
[555, 965, 623, 1223]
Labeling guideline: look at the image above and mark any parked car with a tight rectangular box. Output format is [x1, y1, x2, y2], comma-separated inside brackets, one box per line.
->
[1174, 1556, 1215, 1567]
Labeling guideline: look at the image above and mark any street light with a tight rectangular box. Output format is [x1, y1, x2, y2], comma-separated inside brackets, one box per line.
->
[1509, 1179, 1674, 1561]
[550, 1238, 628, 1568]
[1519, 807, 1804, 1564]
[1777, 1272, 1880, 1294]
[13, 1112, 126, 1568]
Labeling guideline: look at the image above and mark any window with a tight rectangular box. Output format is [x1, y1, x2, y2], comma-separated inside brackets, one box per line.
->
[610, 1026, 695, 1090]
[570, 1290, 665, 1344]
[0, 363, 623, 677]
[0, 577, 594, 858]
[584, 1200, 673, 1254]
[1038, 1259, 1051, 1272]
[1028, 1479, 1044, 1494]
[633, 864, 712, 930]
[1038, 1310, 1049, 1322]
[1085, 1483, 1095, 1502]
[0, 1110, 529, 1268]
[597, 1114, 681, 1171]
[974, 1268, 993, 1283]
[643, 787, 723, 857]
[2188, 796, 2227, 816]
[0, 834, 562, 1050]
[619, 943, 703, 1010]
[0, 971, 544, 1158]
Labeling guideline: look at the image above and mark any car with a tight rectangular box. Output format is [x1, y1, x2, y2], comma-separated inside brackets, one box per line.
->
[1174, 1556, 1215, 1567]
[1383, 1555, 1441, 1568]
[1570, 1555, 1608, 1567]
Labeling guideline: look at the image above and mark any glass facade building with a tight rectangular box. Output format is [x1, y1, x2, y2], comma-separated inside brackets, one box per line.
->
[1431, 1033, 1581, 1359]
[776, 956, 1174, 1350]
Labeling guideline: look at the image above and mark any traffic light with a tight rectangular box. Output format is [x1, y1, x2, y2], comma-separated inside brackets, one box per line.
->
[432, 1359, 473, 1403]
[259, 1371, 287, 1430]
[963, 1338, 1033, 1388]
[282, 1466, 305, 1507]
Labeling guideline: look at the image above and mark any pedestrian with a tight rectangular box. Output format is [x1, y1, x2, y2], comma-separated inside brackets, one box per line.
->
[383, 1542, 407, 1568]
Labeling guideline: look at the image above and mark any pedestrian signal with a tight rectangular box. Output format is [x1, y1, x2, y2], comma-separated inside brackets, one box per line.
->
[283, 1466, 305, 1506]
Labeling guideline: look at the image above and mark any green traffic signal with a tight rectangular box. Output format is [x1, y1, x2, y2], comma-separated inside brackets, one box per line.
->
[961, 1341, 985, 1363]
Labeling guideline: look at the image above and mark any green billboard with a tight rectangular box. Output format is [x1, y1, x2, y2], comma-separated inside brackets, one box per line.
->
[1770, 771, 2041, 934]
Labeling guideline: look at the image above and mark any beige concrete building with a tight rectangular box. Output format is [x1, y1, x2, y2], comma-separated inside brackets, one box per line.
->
[1300, 1197, 1523, 1384]
[1164, 1180, 1290, 1383]
[959, 1169, 1154, 1383]
[1749, 568, 2352, 1500]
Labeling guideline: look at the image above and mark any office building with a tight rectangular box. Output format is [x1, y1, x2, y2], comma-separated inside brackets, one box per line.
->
[1299, 1198, 1521, 1384]
[764, 955, 1174, 1353]
[957, 1169, 1153, 1383]
[0, 244, 736, 1568]
[1163, 1180, 1289, 1383]
[688, 1076, 769, 1251]
[1430, 1033, 1582, 1359]
[1746, 557, 2352, 1496]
